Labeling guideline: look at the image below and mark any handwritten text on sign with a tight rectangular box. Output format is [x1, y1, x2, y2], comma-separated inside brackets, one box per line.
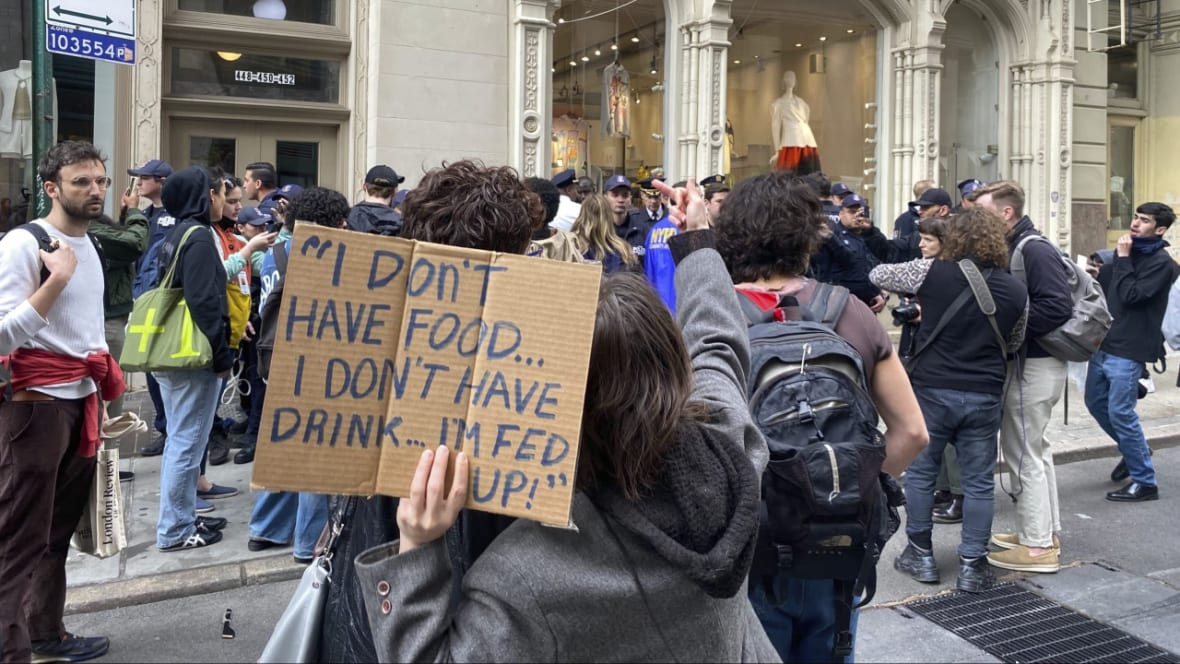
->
[251, 225, 601, 525]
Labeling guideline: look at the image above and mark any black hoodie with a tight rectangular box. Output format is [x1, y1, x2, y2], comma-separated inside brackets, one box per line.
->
[157, 167, 233, 373]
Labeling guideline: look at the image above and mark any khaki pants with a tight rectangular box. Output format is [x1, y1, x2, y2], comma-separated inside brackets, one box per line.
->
[999, 356, 1067, 549]
[104, 315, 128, 417]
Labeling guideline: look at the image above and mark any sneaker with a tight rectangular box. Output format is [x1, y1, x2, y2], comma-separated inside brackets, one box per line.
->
[195, 516, 227, 532]
[160, 530, 223, 551]
[990, 532, 1061, 550]
[197, 484, 238, 500]
[956, 555, 995, 593]
[894, 542, 940, 584]
[30, 632, 110, 663]
[248, 538, 289, 552]
[140, 433, 166, 457]
[118, 471, 135, 482]
[987, 545, 1060, 573]
[195, 497, 216, 514]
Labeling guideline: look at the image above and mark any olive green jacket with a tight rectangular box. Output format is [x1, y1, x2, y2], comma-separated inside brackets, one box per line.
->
[89, 208, 149, 319]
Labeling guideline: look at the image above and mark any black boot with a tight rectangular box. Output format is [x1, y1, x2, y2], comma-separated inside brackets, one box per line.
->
[234, 445, 255, 465]
[208, 430, 230, 466]
[932, 494, 964, 524]
[956, 555, 995, 593]
[140, 432, 166, 457]
[933, 489, 953, 507]
[894, 541, 940, 584]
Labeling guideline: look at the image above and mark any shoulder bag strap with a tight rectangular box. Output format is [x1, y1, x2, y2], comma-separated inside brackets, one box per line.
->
[158, 225, 202, 290]
[905, 288, 974, 366]
[808, 282, 850, 328]
[958, 260, 1008, 354]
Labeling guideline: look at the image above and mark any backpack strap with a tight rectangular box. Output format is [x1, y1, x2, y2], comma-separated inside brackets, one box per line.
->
[808, 282, 850, 328]
[272, 239, 290, 276]
[14, 223, 55, 284]
[737, 290, 774, 325]
[1010, 234, 1048, 285]
[958, 260, 1008, 355]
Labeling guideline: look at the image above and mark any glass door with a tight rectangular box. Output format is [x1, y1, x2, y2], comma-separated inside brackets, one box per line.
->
[170, 120, 262, 179]
[169, 120, 338, 195]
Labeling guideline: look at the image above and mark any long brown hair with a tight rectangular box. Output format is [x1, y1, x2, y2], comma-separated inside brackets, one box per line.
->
[572, 194, 638, 267]
[940, 206, 1011, 269]
[577, 273, 696, 500]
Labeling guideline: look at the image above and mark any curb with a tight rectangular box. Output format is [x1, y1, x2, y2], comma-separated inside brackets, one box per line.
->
[64, 553, 305, 616]
[1053, 428, 1180, 465]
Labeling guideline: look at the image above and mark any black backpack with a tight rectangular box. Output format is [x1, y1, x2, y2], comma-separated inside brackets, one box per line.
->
[740, 284, 903, 660]
[256, 241, 289, 381]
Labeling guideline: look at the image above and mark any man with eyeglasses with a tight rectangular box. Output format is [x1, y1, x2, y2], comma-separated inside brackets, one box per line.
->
[0, 141, 122, 663]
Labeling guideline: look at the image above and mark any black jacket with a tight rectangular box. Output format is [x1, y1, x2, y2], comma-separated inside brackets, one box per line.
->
[614, 213, 653, 267]
[910, 259, 1028, 394]
[813, 219, 879, 305]
[347, 201, 402, 236]
[158, 167, 233, 374]
[1007, 217, 1073, 358]
[1097, 243, 1178, 363]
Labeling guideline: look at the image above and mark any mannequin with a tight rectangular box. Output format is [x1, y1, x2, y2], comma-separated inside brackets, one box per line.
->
[0, 60, 33, 158]
[770, 70, 821, 174]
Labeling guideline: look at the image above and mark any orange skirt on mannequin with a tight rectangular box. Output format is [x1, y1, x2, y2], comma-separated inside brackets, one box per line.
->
[775, 146, 821, 175]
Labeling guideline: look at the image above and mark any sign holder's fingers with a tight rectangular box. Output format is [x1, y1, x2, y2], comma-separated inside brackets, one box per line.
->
[427, 445, 450, 505]
[407, 449, 433, 512]
[448, 452, 469, 510]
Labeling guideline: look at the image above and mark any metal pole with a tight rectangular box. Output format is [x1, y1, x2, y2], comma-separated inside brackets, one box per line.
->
[32, 0, 55, 218]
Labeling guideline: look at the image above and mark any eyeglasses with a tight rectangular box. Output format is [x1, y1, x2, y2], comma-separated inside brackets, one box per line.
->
[62, 176, 113, 190]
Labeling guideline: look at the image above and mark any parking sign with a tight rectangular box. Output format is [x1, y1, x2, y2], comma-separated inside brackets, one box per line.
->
[45, 0, 137, 65]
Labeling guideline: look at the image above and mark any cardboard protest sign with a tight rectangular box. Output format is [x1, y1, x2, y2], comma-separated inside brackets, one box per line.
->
[252, 224, 601, 525]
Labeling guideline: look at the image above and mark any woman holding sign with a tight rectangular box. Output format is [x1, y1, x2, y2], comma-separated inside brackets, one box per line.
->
[352, 180, 778, 661]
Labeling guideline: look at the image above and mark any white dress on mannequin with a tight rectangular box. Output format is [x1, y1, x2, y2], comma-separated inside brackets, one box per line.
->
[0, 60, 33, 158]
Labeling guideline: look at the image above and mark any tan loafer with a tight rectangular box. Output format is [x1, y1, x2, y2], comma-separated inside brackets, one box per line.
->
[987, 545, 1060, 573]
[990, 532, 1060, 550]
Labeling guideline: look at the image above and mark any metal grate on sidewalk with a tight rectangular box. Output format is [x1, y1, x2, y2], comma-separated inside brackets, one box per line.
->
[906, 582, 1179, 663]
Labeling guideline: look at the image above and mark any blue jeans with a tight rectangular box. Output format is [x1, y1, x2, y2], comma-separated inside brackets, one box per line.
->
[1084, 350, 1156, 486]
[906, 386, 1003, 559]
[146, 372, 167, 434]
[749, 576, 860, 663]
[154, 370, 222, 547]
[249, 492, 329, 559]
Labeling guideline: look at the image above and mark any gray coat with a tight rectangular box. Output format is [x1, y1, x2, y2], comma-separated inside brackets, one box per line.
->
[355, 246, 778, 663]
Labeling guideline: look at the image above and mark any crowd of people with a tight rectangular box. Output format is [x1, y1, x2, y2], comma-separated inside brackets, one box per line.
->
[0, 139, 1175, 663]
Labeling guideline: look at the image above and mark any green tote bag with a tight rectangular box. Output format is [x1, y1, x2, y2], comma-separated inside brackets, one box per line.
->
[119, 225, 214, 372]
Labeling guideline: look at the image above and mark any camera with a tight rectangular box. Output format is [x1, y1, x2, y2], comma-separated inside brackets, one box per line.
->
[891, 297, 920, 327]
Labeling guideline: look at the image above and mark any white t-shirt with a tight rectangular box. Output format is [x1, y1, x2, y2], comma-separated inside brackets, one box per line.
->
[0, 219, 107, 398]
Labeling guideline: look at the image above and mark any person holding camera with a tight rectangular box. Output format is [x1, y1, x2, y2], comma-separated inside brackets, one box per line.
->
[870, 207, 1028, 592]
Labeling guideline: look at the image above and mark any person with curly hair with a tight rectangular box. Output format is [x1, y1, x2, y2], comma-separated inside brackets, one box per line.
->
[715, 172, 928, 662]
[572, 194, 639, 274]
[870, 206, 1028, 593]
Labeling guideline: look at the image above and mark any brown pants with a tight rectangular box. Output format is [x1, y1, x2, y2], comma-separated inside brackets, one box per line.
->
[0, 399, 94, 663]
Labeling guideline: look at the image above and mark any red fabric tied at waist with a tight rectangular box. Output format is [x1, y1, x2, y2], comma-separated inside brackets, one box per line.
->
[0, 348, 126, 458]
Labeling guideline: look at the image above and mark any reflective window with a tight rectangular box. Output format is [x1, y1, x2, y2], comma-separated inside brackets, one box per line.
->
[190, 137, 236, 174]
[1107, 44, 1138, 100]
[276, 141, 319, 188]
[1108, 125, 1135, 230]
[169, 48, 341, 103]
[177, 0, 336, 26]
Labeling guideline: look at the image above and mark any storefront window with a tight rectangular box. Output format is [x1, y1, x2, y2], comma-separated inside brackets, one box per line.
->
[177, 0, 336, 26]
[0, 0, 33, 230]
[169, 48, 341, 104]
[1107, 44, 1138, 100]
[551, 0, 666, 185]
[1108, 124, 1135, 230]
[726, 6, 878, 192]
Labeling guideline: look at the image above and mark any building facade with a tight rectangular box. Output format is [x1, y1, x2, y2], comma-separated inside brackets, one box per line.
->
[1, 0, 1177, 257]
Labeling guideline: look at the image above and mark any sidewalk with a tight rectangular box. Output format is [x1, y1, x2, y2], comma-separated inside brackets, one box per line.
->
[65, 355, 1180, 614]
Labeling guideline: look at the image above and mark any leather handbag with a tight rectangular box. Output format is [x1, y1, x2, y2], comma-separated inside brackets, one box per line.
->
[119, 225, 213, 372]
[259, 497, 357, 664]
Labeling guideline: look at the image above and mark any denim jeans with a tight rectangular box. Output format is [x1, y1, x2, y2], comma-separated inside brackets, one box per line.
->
[249, 492, 329, 559]
[906, 386, 1003, 559]
[1084, 350, 1156, 486]
[154, 370, 222, 547]
[748, 576, 860, 663]
[146, 372, 168, 434]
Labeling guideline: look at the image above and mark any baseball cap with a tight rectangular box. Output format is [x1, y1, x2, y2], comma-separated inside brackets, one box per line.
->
[957, 178, 986, 198]
[127, 159, 173, 178]
[274, 184, 304, 201]
[910, 188, 953, 209]
[551, 169, 576, 189]
[604, 175, 632, 192]
[832, 182, 853, 198]
[365, 165, 404, 186]
[841, 194, 866, 209]
[237, 207, 274, 227]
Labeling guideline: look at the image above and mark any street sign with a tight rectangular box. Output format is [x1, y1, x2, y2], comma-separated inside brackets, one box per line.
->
[45, 0, 135, 37]
[45, 0, 136, 65]
[46, 25, 136, 65]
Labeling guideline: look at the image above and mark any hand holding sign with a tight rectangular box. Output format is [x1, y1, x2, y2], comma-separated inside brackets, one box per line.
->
[398, 446, 468, 553]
